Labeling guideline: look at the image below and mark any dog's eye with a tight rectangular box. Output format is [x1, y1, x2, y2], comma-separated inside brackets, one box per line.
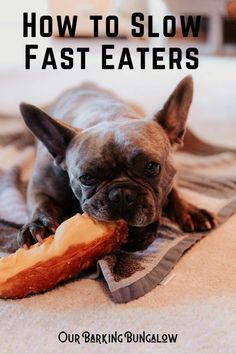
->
[144, 162, 161, 176]
[79, 174, 97, 186]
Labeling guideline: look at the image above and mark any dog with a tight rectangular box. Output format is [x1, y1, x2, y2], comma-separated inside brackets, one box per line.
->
[18, 76, 218, 249]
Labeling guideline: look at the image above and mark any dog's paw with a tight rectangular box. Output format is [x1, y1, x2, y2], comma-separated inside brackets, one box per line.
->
[17, 216, 59, 248]
[169, 204, 219, 233]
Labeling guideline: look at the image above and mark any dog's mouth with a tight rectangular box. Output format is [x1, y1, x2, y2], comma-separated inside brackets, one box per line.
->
[82, 202, 158, 228]
[121, 221, 160, 251]
[79, 181, 159, 228]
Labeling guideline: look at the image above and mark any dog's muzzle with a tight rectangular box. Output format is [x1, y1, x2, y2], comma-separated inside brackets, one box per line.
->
[108, 186, 137, 217]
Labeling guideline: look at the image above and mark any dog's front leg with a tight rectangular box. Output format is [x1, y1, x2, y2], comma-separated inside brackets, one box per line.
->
[164, 187, 219, 232]
[17, 194, 64, 247]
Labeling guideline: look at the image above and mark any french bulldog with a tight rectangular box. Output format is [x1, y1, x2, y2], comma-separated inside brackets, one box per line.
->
[18, 76, 218, 248]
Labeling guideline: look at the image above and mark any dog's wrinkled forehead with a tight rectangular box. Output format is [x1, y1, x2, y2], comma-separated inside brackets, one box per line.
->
[66, 119, 171, 172]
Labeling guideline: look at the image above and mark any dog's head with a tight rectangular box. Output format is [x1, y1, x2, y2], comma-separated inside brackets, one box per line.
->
[20, 76, 193, 227]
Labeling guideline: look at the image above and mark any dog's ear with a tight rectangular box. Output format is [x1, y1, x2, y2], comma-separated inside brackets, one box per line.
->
[153, 75, 193, 146]
[20, 103, 78, 165]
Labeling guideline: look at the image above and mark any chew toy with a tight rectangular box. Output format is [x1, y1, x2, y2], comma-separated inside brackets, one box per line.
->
[0, 213, 127, 299]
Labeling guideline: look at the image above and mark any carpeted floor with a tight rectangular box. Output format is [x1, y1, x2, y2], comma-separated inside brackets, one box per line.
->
[1, 214, 236, 354]
[0, 55, 235, 354]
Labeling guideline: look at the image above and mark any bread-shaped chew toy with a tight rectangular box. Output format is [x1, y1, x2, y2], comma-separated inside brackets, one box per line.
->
[0, 213, 127, 299]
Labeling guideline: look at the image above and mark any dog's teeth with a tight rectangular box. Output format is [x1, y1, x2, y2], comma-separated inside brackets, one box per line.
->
[23, 244, 28, 250]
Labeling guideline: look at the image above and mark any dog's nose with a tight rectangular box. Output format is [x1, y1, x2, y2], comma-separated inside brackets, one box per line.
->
[108, 187, 136, 207]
